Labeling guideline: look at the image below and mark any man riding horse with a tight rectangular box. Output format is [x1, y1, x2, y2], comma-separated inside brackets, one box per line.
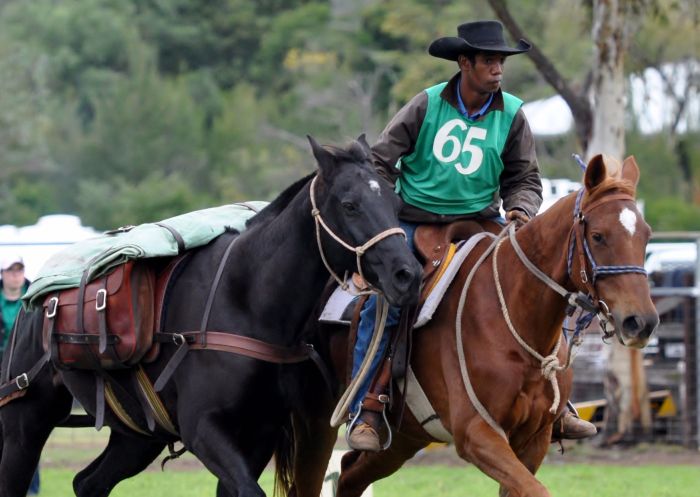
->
[347, 20, 597, 451]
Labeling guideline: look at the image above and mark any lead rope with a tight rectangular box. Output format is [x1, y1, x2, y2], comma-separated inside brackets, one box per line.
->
[454, 227, 507, 440]
[330, 294, 389, 427]
[492, 229, 582, 414]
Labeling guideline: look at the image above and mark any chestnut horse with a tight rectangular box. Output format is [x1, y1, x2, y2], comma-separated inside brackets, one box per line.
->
[289, 154, 659, 497]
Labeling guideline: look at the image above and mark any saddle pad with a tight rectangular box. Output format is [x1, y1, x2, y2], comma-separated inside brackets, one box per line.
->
[414, 232, 494, 328]
[23, 201, 268, 309]
[318, 281, 362, 324]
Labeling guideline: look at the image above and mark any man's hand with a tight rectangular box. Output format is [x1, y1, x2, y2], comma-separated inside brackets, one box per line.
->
[506, 209, 530, 225]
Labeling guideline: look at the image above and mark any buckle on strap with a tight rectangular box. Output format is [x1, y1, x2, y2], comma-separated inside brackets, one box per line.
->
[46, 297, 59, 318]
[96, 289, 107, 311]
[15, 373, 29, 390]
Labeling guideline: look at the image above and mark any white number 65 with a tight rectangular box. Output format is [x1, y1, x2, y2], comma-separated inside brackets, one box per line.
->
[432, 119, 487, 175]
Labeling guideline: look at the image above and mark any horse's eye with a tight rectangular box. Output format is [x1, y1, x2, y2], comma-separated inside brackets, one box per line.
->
[342, 202, 358, 214]
[591, 232, 604, 243]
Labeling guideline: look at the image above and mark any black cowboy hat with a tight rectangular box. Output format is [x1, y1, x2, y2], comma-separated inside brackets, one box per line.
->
[428, 20, 531, 61]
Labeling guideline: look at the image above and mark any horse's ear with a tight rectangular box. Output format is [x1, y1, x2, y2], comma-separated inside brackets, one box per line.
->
[621, 155, 640, 191]
[584, 154, 608, 190]
[357, 133, 371, 155]
[307, 135, 335, 177]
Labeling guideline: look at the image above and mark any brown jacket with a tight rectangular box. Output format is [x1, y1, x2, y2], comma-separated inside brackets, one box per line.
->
[371, 73, 542, 223]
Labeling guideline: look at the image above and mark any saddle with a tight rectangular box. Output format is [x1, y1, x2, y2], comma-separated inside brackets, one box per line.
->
[41, 257, 183, 370]
[414, 219, 502, 298]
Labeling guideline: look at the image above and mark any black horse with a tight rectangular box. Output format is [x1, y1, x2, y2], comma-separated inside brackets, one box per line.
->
[0, 135, 422, 497]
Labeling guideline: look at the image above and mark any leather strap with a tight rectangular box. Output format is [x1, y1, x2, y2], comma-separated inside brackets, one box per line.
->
[156, 222, 186, 254]
[95, 375, 105, 430]
[153, 337, 190, 392]
[199, 235, 239, 345]
[0, 350, 51, 400]
[151, 331, 317, 392]
[186, 332, 315, 363]
[97, 278, 108, 353]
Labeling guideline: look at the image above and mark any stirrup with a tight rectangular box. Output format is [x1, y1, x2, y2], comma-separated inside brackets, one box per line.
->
[346, 402, 393, 451]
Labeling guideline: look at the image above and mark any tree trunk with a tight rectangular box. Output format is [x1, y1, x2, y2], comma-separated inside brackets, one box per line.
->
[491, 0, 653, 442]
[587, 0, 652, 441]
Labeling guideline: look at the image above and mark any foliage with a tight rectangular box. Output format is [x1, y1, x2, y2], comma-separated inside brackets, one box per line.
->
[0, 0, 696, 230]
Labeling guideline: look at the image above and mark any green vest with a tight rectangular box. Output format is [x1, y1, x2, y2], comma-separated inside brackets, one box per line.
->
[397, 83, 522, 215]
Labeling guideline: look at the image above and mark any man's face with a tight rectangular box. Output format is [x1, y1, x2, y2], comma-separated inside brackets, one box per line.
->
[462, 52, 507, 94]
[1, 264, 25, 292]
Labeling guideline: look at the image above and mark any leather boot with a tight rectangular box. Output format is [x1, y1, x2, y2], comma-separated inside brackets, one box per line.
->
[347, 411, 381, 452]
[553, 410, 597, 440]
[347, 421, 381, 451]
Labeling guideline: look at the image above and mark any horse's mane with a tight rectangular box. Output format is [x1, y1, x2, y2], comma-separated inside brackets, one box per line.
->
[246, 172, 315, 228]
[583, 176, 636, 207]
[324, 140, 372, 167]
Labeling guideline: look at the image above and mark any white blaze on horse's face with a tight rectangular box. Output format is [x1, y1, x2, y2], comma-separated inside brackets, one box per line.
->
[368, 180, 381, 195]
[619, 207, 637, 236]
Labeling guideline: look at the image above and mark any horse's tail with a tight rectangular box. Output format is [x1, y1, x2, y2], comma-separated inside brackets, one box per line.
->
[273, 412, 295, 497]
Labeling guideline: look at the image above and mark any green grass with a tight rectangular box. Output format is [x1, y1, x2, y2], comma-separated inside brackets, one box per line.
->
[33, 428, 700, 496]
[35, 464, 700, 497]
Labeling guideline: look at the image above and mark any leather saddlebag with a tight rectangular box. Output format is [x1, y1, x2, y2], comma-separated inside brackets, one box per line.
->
[42, 261, 155, 369]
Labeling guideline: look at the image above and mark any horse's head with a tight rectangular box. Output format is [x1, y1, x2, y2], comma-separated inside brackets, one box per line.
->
[307, 135, 422, 306]
[569, 154, 659, 348]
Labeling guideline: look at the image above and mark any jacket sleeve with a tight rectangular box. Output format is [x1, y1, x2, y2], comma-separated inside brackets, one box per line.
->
[499, 108, 543, 218]
[370, 91, 428, 185]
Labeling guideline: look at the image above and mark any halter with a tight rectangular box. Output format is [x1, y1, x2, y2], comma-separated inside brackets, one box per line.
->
[309, 175, 407, 295]
[566, 189, 648, 337]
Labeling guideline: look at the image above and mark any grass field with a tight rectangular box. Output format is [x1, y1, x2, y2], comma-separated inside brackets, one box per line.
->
[32, 428, 700, 497]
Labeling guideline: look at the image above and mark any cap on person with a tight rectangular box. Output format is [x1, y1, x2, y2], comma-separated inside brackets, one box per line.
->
[0, 255, 25, 271]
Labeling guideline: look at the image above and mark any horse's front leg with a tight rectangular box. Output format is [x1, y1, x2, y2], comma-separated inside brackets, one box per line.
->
[182, 413, 277, 497]
[497, 426, 553, 497]
[73, 430, 166, 497]
[0, 372, 73, 497]
[456, 418, 551, 497]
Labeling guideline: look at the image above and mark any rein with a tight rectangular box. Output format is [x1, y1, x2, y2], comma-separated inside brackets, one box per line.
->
[309, 175, 406, 295]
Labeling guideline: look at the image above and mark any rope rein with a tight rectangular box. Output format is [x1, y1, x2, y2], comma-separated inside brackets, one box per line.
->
[493, 236, 567, 414]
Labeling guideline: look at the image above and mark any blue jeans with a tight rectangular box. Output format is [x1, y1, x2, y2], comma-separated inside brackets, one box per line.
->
[28, 467, 40, 494]
[350, 221, 417, 415]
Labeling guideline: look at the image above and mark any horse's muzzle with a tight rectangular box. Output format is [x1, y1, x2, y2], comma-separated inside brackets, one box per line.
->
[384, 262, 422, 307]
[616, 311, 660, 348]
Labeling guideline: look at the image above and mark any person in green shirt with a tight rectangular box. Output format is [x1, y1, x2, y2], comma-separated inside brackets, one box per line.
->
[0, 254, 40, 495]
[0, 255, 30, 357]
[347, 20, 596, 451]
